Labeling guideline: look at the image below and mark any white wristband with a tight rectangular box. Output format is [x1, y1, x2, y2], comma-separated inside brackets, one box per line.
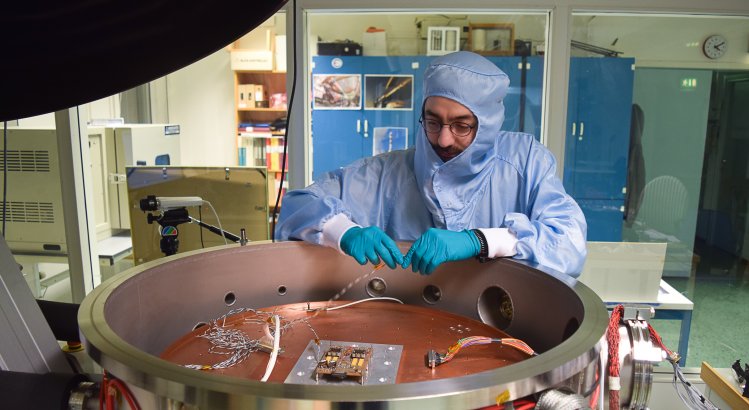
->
[478, 228, 518, 258]
[321, 213, 360, 252]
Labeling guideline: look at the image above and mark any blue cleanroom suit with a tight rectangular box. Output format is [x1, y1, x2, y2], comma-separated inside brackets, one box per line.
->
[276, 51, 587, 276]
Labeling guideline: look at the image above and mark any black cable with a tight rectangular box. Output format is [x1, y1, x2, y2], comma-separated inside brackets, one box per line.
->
[519, 55, 527, 133]
[271, 0, 297, 242]
[198, 205, 205, 248]
[2, 121, 7, 237]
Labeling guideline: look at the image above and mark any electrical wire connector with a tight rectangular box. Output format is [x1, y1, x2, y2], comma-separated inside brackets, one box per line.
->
[257, 336, 284, 355]
[426, 349, 443, 368]
[424, 337, 535, 369]
[664, 350, 682, 365]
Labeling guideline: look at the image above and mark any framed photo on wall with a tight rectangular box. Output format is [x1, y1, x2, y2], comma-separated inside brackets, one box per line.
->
[312, 74, 362, 109]
[364, 75, 414, 110]
[373, 127, 408, 155]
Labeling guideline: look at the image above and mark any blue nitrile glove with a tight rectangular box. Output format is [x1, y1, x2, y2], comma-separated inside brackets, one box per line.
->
[402, 228, 480, 275]
[340, 226, 404, 269]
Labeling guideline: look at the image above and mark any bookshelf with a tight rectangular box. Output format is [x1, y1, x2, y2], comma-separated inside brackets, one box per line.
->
[232, 65, 288, 209]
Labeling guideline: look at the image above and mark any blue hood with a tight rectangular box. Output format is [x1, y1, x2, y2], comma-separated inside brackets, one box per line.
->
[415, 51, 510, 227]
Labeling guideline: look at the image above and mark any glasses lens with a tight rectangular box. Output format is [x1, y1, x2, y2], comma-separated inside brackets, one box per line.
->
[451, 122, 472, 136]
[424, 119, 441, 134]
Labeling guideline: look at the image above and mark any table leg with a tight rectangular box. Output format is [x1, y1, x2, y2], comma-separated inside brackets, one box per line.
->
[678, 310, 692, 367]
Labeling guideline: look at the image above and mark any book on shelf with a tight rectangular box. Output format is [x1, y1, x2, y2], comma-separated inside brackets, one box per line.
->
[266, 138, 288, 172]
[239, 131, 275, 139]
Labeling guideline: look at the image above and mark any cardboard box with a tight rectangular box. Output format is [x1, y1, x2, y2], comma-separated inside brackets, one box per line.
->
[231, 50, 273, 71]
[363, 30, 387, 56]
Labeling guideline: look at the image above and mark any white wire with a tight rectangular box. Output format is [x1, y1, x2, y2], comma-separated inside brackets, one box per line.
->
[671, 361, 720, 410]
[261, 315, 280, 382]
[324, 297, 404, 311]
[202, 200, 228, 245]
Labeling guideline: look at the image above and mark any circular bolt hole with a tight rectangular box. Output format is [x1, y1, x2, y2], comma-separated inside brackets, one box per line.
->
[224, 292, 236, 306]
[422, 284, 442, 305]
[192, 321, 208, 331]
[277, 285, 287, 296]
[366, 277, 387, 297]
[477, 285, 514, 330]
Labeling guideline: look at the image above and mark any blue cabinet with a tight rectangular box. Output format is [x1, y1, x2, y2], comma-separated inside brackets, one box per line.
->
[564, 57, 634, 241]
[486, 56, 544, 140]
[311, 55, 544, 180]
[311, 56, 428, 180]
[523, 56, 544, 140]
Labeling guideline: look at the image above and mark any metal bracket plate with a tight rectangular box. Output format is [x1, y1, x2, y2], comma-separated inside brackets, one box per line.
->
[284, 340, 403, 385]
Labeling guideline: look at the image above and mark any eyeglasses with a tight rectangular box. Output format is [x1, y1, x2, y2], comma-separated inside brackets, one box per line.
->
[419, 117, 476, 137]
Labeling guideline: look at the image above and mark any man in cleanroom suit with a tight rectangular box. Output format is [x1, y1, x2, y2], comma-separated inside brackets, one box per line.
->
[276, 51, 587, 276]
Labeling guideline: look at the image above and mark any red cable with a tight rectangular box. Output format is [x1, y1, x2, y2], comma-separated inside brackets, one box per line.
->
[607, 304, 624, 410]
[648, 323, 675, 359]
[99, 372, 106, 410]
[108, 378, 141, 410]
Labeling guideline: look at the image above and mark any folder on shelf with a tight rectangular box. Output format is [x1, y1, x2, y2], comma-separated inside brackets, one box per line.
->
[245, 84, 256, 107]
[237, 84, 249, 108]
[254, 84, 265, 104]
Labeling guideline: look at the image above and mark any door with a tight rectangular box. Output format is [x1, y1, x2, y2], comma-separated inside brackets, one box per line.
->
[311, 56, 365, 180]
[565, 57, 635, 241]
[570, 57, 634, 200]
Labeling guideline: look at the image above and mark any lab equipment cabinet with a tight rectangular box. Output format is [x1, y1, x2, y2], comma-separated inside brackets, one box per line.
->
[564, 57, 635, 241]
[310, 55, 543, 180]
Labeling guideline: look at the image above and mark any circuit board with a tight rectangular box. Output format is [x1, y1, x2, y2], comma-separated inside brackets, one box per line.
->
[315, 345, 373, 384]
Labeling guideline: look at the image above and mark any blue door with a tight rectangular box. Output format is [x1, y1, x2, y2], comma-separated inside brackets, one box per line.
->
[487, 57, 522, 133]
[362, 56, 423, 156]
[572, 57, 634, 200]
[311, 56, 365, 180]
[524, 56, 544, 140]
[565, 57, 635, 241]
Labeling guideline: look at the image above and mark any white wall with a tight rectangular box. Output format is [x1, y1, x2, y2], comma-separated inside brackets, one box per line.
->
[308, 13, 547, 56]
[8, 95, 120, 128]
[165, 48, 236, 166]
[235, 14, 286, 50]
[578, 15, 749, 69]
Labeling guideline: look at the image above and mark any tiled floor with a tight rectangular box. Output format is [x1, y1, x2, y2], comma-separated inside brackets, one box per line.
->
[651, 241, 749, 368]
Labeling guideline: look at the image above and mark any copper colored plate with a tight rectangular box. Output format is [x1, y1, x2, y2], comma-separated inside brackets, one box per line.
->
[161, 301, 532, 383]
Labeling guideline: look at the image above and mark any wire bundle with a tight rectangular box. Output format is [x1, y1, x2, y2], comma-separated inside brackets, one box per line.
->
[427, 336, 536, 368]
[607, 305, 719, 410]
[606, 304, 624, 410]
[100, 371, 140, 410]
[183, 307, 317, 373]
[647, 323, 719, 410]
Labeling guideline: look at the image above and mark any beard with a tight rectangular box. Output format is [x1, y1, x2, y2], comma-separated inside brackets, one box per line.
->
[431, 142, 463, 162]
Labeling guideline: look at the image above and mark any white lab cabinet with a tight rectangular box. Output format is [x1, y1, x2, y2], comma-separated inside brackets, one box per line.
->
[0, 128, 67, 254]
[89, 124, 181, 235]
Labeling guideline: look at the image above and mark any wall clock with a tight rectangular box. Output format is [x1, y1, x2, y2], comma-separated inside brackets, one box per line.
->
[702, 35, 727, 59]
